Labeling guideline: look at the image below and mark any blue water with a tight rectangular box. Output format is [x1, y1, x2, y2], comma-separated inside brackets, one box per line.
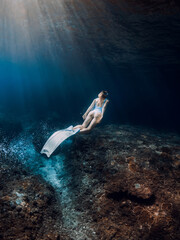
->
[0, 0, 180, 133]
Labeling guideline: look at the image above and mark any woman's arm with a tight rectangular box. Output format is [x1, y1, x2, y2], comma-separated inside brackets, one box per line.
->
[83, 99, 96, 118]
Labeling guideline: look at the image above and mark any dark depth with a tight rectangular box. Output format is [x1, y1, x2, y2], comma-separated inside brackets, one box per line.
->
[0, 0, 179, 132]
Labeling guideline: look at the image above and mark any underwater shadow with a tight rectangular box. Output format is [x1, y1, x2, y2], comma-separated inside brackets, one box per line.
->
[107, 190, 156, 206]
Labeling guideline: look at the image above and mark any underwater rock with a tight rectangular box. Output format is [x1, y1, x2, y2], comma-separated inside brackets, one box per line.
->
[0, 165, 69, 240]
[130, 184, 152, 199]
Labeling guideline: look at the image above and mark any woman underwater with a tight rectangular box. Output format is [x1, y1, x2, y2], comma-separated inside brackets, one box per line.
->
[40, 90, 109, 157]
[73, 90, 109, 133]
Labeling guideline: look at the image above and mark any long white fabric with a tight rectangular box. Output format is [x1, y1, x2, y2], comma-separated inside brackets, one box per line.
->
[40, 125, 80, 157]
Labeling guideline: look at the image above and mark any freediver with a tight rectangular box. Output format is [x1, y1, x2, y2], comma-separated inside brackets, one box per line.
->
[73, 90, 109, 133]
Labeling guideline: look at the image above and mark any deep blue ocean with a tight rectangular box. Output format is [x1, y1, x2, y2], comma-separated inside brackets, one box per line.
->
[0, 0, 179, 132]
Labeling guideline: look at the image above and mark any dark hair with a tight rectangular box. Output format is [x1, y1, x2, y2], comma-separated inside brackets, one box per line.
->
[101, 90, 108, 98]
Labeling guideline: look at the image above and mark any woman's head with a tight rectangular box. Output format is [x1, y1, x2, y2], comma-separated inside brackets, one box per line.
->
[98, 90, 108, 99]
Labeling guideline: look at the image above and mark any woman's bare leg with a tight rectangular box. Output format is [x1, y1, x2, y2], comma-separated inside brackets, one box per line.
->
[81, 113, 93, 128]
[80, 116, 99, 133]
[73, 112, 93, 130]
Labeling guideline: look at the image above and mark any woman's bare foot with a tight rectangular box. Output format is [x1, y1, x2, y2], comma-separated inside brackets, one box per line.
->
[79, 127, 91, 134]
[73, 125, 83, 130]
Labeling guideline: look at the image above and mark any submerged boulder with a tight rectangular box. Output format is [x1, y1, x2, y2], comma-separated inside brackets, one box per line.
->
[0, 164, 69, 240]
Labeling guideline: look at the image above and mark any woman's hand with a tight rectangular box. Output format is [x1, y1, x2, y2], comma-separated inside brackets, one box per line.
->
[82, 113, 87, 120]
